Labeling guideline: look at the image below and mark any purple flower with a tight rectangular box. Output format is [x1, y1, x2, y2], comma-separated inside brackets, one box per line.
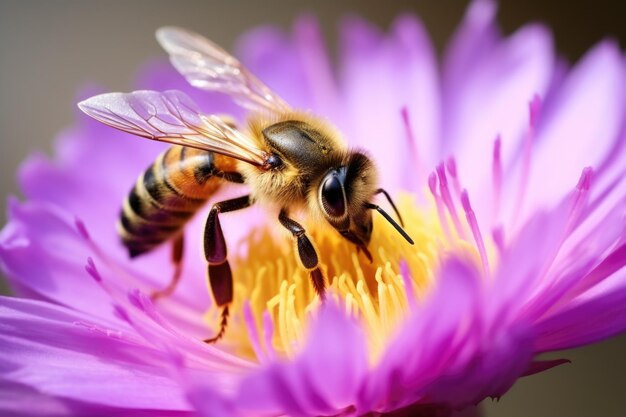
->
[2, 1, 626, 416]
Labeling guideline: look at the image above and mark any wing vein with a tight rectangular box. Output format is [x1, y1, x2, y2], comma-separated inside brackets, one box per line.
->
[156, 26, 291, 114]
[78, 90, 268, 167]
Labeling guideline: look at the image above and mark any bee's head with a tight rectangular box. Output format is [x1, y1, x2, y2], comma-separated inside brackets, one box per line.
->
[318, 152, 414, 259]
[318, 152, 377, 257]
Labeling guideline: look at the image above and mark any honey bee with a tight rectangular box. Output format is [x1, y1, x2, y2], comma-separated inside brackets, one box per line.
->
[78, 27, 414, 342]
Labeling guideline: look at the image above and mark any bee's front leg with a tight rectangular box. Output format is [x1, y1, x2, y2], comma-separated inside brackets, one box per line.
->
[203, 195, 251, 343]
[278, 209, 326, 300]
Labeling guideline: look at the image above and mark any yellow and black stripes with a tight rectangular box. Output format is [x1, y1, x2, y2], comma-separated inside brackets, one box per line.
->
[117, 145, 240, 257]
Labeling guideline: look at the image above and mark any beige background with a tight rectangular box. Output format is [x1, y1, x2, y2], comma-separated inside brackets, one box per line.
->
[1, 1, 625, 416]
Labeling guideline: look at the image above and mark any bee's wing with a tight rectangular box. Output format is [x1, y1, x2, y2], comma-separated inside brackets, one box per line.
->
[78, 90, 267, 167]
[156, 26, 291, 114]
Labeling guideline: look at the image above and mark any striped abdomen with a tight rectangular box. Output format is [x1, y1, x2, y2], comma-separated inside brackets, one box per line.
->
[118, 146, 240, 257]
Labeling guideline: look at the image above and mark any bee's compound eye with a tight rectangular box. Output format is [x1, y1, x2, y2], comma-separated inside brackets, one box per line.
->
[321, 174, 346, 218]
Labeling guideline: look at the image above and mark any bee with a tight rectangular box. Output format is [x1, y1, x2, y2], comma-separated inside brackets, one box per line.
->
[78, 27, 414, 343]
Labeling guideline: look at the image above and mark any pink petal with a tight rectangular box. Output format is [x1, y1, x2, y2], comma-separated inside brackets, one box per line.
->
[362, 257, 485, 411]
[0, 379, 190, 417]
[0, 296, 191, 411]
[488, 202, 570, 324]
[533, 269, 626, 351]
[236, 303, 368, 416]
[508, 41, 625, 224]
[1, 201, 120, 320]
[522, 358, 570, 377]
[443, 0, 500, 101]
[444, 23, 554, 208]
[338, 15, 441, 192]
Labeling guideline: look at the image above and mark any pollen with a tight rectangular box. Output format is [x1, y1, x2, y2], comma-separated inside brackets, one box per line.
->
[204, 196, 448, 362]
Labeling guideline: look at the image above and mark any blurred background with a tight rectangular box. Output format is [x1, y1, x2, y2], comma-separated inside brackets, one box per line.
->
[1, 1, 625, 416]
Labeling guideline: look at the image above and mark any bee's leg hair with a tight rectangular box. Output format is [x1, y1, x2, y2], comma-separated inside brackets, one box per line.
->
[150, 234, 185, 301]
[203, 195, 251, 343]
[278, 209, 326, 300]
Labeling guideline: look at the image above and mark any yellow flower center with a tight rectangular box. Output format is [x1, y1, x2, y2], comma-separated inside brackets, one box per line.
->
[204, 195, 466, 362]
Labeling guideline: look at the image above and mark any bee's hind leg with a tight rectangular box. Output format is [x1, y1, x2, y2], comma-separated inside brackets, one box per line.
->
[278, 209, 326, 300]
[203, 195, 251, 343]
[150, 234, 184, 301]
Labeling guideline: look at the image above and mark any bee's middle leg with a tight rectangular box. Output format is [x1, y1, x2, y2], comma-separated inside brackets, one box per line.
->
[278, 209, 326, 300]
[203, 195, 251, 343]
[150, 234, 184, 301]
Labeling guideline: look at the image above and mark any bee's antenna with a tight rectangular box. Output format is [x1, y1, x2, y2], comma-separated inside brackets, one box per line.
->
[365, 203, 414, 245]
[375, 188, 404, 227]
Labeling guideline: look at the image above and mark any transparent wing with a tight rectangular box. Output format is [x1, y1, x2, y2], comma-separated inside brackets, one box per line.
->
[78, 90, 267, 167]
[156, 26, 291, 114]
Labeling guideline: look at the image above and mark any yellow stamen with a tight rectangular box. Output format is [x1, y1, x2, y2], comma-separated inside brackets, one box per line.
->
[205, 195, 454, 363]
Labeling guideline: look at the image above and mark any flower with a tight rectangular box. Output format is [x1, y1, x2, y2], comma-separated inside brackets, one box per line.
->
[2, 0, 626, 416]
